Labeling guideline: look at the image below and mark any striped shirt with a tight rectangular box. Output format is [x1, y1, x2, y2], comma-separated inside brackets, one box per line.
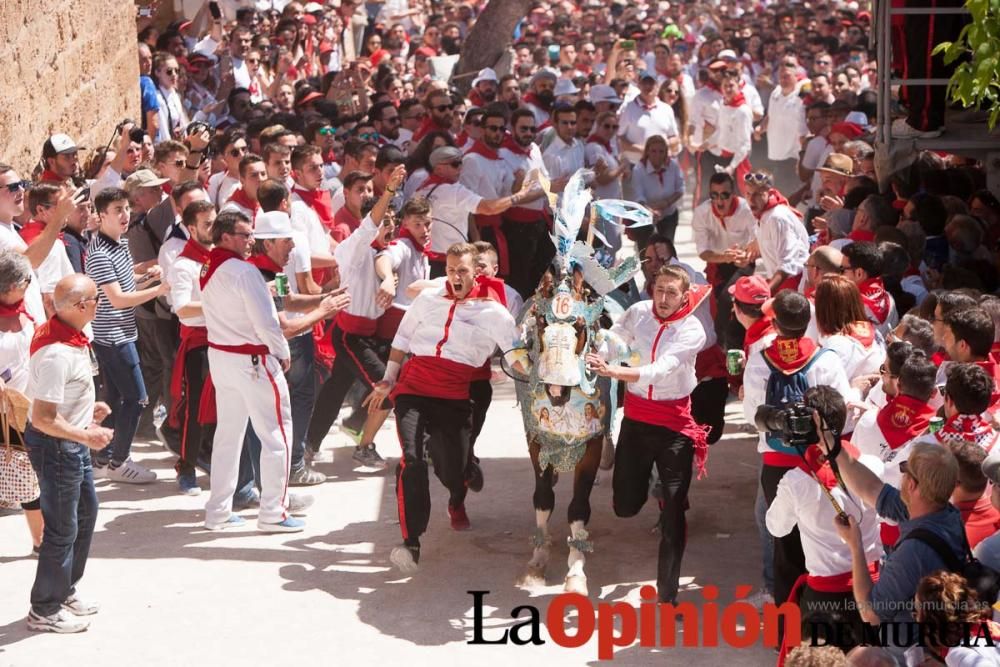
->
[86, 232, 138, 345]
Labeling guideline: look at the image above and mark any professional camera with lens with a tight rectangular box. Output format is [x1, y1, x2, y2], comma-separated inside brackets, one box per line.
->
[755, 401, 818, 448]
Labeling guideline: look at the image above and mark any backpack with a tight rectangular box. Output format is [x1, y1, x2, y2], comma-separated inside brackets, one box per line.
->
[900, 527, 1000, 608]
[761, 348, 831, 456]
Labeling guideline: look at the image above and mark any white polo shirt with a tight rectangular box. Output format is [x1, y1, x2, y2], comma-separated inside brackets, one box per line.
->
[542, 135, 586, 183]
[461, 151, 513, 198]
[418, 181, 482, 255]
[766, 85, 807, 161]
[617, 98, 678, 163]
[27, 337, 95, 430]
[629, 159, 684, 216]
[691, 197, 756, 255]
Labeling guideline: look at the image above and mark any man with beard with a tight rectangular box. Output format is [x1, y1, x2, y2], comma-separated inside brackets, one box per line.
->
[468, 68, 499, 107]
[499, 75, 521, 110]
[522, 70, 557, 128]
[370, 102, 403, 149]
[367, 242, 518, 573]
[542, 105, 586, 192]
[412, 89, 455, 143]
[39, 134, 83, 186]
[461, 107, 516, 278]
[499, 108, 554, 298]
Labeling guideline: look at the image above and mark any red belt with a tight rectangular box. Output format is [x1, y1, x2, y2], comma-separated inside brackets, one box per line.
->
[775, 273, 802, 295]
[393, 355, 478, 400]
[375, 306, 405, 341]
[337, 311, 378, 336]
[475, 213, 509, 276]
[505, 206, 552, 231]
[208, 342, 270, 355]
[168, 325, 209, 429]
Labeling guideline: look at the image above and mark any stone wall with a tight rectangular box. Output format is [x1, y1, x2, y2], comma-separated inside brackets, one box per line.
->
[0, 0, 139, 175]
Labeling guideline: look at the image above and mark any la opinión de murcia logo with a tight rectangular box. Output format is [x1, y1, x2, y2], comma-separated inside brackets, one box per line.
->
[467, 587, 999, 660]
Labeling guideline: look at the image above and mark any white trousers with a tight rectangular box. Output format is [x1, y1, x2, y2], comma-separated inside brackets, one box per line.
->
[205, 350, 291, 525]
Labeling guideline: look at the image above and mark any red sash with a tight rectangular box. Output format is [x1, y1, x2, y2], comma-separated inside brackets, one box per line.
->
[29, 315, 88, 356]
[336, 311, 379, 336]
[876, 394, 936, 449]
[375, 306, 406, 341]
[393, 355, 478, 400]
[168, 325, 210, 428]
[623, 393, 711, 478]
[859, 277, 890, 325]
[720, 150, 752, 195]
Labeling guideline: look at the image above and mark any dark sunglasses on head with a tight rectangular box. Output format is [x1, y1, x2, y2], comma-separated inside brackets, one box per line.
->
[744, 172, 772, 186]
[709, 191, 732, 200]
[4, 180, 31, 193]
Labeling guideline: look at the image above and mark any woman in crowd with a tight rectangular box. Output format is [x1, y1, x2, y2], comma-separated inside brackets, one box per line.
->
[815, 274, 887, 381]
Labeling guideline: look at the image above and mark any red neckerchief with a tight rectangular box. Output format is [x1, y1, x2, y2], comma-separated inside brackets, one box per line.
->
[321, 147, 336, 165]
[858, 277, 890, 324]
[334, 206, 362, 233]
[636, 96, 657, 111]
[936, 413, 998, 450]
[711, 196, 739, 229]
[522, 92, 551, 111]
[758, 188, 795, 218]
[641, 158, 668, 185]
[179, 238, 211, 264]
[804, 285, 816, 301]
[586, 135, 613, 153]
[292, 185, 334, 227]
[396, 227, 428, 255]
[466, 140, 500, 160]
[795, 445, 838, 490]
[990, 342, 1000, 365]
[29, 315, 88, 356]
[455, 131, 470, 148]
[19, 219, 64, 245]
[653, 284, 711, 325]
[932, 349, 950, 367]
[763, 336, 819, 373]
[446, 274, 507, 306]
[844, 320, 876, 347]
[974, 359, 1000, 407]
[705, 80, 722, 93]
[743, 316, 775, 354]
[468, 89, 486, 107]
[38, 169, 65, 184]
[248, 253, 284, 275]
[501, 134, 531, 157]
[227, 188, 260, 217]
[848, 229, 876, 243]
[0, 298, 27, 318]
[904, 264, 921, 278]
[162, 181, 173, 196]
[725, 92, 747, 108]
[418, 173, 454, 190]
[412, 116, 448, 143]
[877, 394, 936, 449]
[199, 247, 244, 289]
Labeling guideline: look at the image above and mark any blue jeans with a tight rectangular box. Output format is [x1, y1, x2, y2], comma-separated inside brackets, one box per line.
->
[755, 477, 775, 595]
[25, 426, 99, 616]
[93, 341, 148, 465]
[286, 334, 316, 472]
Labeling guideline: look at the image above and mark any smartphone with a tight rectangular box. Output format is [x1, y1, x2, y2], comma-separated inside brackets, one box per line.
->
[619, 39, 636, 50]
[208, 1, 222, 20]
[137, 6, 153, 17]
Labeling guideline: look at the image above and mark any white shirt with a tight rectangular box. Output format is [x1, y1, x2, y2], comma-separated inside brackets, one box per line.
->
[756, 204, 810, 280]
[155, 87, 190, 142]
[852, 406, 924, 490]
[0, 222, 47, 323]
[403, 168, 430, 201]
[170, 252, 207, 328]
[630, 159, 685, 216]
[201, 254, 290, 361]
[157, 235, 187, 307]
[522, 101, 549, 128]
[207, 172, 241, 209]
[335, 214, 387, 320]
[380, 237, 429, 309]
[289, 198, 333, 259]
[617, 98, 678, 163]
[392, 286, 518, 367]
[27, 338, 95, 430]
[584, 140, 622, 201]
[499, 142, 549, 212]
[691, 197, 756, 255]
[688, 86, 722, 151]
[767, 456, 884, 576]
[802, 136, 833, 206]
[711, 102, 754, 170]
[461, 151, 513, 198]
[820, 332, 887, 381]
[608, 300, 707, 401]
[542, 135, 586, 183]
[766, 85, 807, 161]
[418, 181, 481, 254]
[0, 317, 34, 393]
[35, 237, 74, 295]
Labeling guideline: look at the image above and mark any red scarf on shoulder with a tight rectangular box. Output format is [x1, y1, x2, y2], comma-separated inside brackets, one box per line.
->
[227, 188, 260, 218]
[725, 92, 747, 108]
[418, 173, 454, 190]
[293, 186, 334, 228]
[877, 394, 936, 449]
[0, 299, 27, 319]
[501, 134, 531, 157]
[446, 274, 507, 306]
[199, 247, 244, 289]
[396, 227, 428, 255]
[763, 336, 819, 373]
[522, 92, 551, 111]
[757, 188, 803, 220]
[844, 320, 876, 347]
[586, 135, 612, 153]
[936, 413, 999, 451]
[743, 317, 775, 354]
[858, 277, 890, 324]
[20, 219, 63, 245]
[466, 140, 500, 160]
[848, 229, 876, 243]
[179, 239, 211, 264]
[30, 315, 88, 356]
[248, 253, 284, 275]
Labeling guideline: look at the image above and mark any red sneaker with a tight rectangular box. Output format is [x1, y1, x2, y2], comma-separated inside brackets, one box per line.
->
[448, 503, 471, 531]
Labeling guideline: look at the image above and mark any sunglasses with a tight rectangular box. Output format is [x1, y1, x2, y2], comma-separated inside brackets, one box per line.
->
[230, 146, 248, 157]
[602, 123, 619, 130]
[172, 158, 187, 167]
[164, 68, 180, 75]
[359, 132, 380, 141]
[709, 191, 732, 200]
[447, 161, 463, 168]
[484, 124, 506, 132]
[898, 460, 919, 484]
[432, 104, 455, 112]
[318, 127, 337, 136]
[744, 172, 771, 185]
[664, 89, 679, 95]
[246, 58, 261, 64]
[4, 180, 31, 193]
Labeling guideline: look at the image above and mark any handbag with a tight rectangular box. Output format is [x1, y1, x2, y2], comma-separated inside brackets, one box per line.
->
[0, 390, 38, 509]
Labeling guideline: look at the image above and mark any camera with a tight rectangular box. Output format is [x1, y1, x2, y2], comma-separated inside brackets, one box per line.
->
[755, 401, 818, 448]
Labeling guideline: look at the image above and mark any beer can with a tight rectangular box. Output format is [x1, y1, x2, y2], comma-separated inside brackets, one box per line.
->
[726, 349, 746, 375]
[274, 272, 290, 297]
[928, 416, 945, 434]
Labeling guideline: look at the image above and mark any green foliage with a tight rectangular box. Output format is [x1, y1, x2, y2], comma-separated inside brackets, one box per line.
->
[932, 0, 1000, 128]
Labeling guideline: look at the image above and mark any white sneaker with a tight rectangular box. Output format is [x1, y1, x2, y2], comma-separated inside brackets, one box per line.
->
[62, 593, 99, 616]
[746, 588, 774, 610]
[91, 463, 108, 480]
[27, 608, 89, 633]
[891, 118, 943, 139]
[287, 493, 314, 515]
[106, 458, 156, 484]
[204, 514, 246, 531]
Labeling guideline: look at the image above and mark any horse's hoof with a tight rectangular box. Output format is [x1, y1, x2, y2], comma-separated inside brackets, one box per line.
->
[564, 574, 588, 595]
[518, 566, 546, 588]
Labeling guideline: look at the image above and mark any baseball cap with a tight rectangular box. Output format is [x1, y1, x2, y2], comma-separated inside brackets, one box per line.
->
[254, 211, 294, 239]
[429, 146, 464, 168]
[303, 1, 324, 12]
[124, 169, 170, 193]
[42, 134, 82, 159]
[530, 69, 558, 86]
[638, 71, 657, 82]
[589, 84, 622, 105]
[472, 68, 498, 87]
[728, 275, 770, 305]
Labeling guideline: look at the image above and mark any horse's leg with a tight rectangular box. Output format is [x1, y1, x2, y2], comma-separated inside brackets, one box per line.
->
[564, 436, 602, 596]
[520, 439, 554, 586]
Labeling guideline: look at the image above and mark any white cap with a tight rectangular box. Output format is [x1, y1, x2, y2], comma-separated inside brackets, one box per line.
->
[303, 2, 324, 12]
[254, 211, 294, 239]
[589, 84, 622, 105]
[845, 111, 870, 128]
[472, 68, 498, 87]
[716, 49, 739, 61]
[43, 133, 80, 157]
[553, 78, 579, 97]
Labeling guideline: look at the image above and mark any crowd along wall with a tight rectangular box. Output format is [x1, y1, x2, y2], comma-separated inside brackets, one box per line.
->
[0, 0, 139, 176]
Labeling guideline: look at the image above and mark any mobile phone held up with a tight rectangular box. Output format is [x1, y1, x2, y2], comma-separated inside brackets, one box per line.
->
[209, 1, 222, 20]
[619, 39, 636, 50]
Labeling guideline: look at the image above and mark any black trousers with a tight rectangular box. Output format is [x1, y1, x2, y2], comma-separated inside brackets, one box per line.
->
[691, 377, 729, 445]
[501, 217, 555, 300]
[655, 210, 681, 243]
[394, 394, 472, 546]
[613, 417, 694, 603]
[136, 315, 179, 433]
[798, 585, 866, 653]
[306, 324, 388, 449]
[904, 0, 967, 131]
[177, 346, 214, 475]
[712, 262, 753, 349]
[761, 463, 807, 608]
